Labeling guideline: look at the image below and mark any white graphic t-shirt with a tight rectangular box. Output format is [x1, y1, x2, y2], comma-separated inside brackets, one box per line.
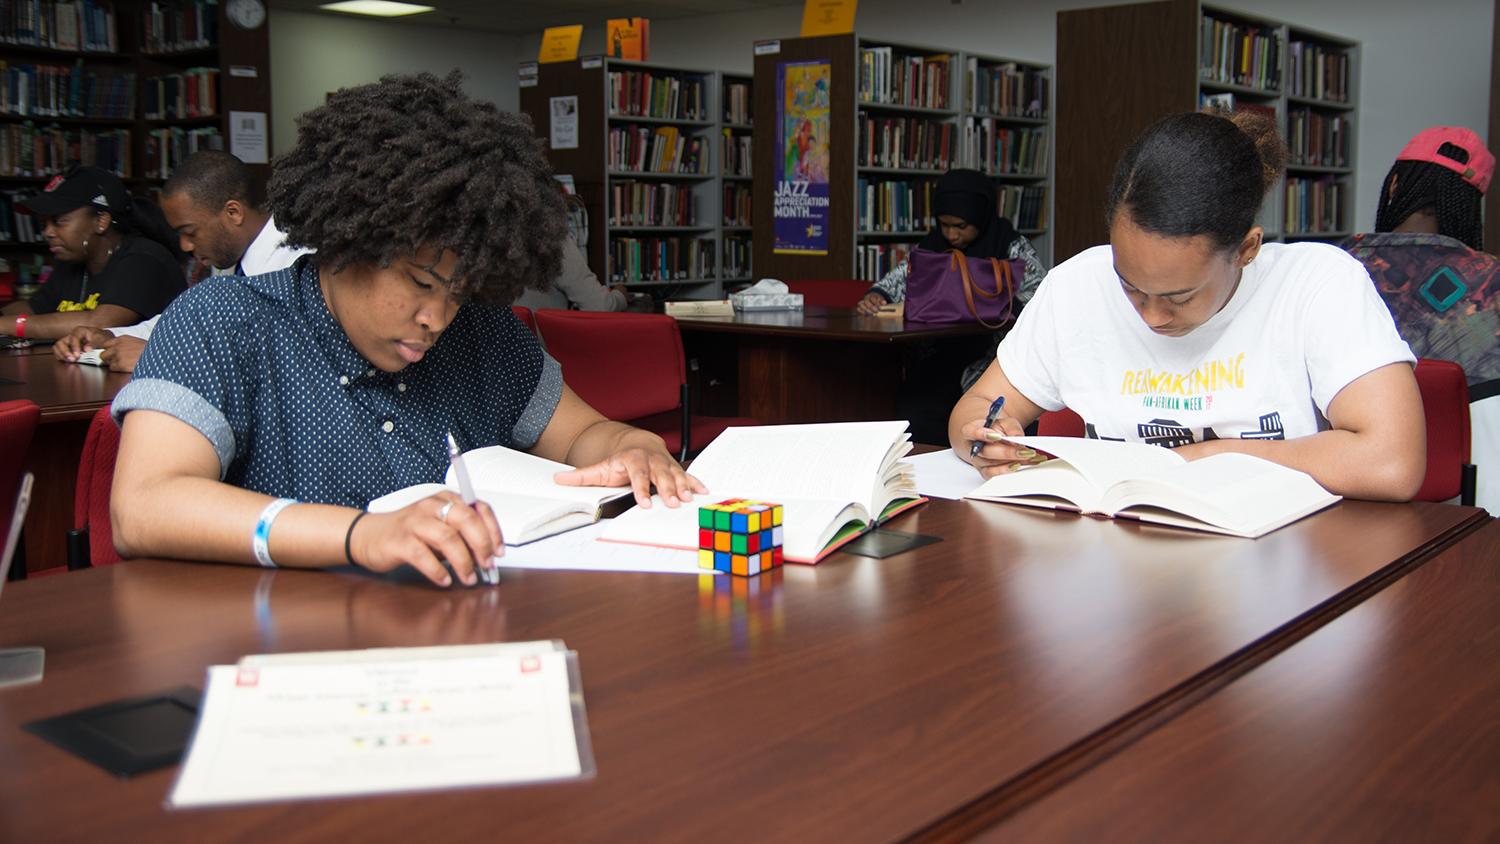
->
[998, 242, 1415, 446]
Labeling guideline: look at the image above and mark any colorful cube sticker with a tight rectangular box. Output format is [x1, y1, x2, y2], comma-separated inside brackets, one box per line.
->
[697, 498, 785, 575]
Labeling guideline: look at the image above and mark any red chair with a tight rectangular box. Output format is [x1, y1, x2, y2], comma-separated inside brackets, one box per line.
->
[1413, 358, 1477, 505]
[534, 309, 760, 460]
[511, 305, 538, 335]
[0, 400, 39, 581]
[63, 404, 123, 570]
[1038, 407, 1086, 438]
[782, 279, 873, 307]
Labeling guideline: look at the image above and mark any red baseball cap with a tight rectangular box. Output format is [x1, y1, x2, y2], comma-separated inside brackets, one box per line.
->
[1396, 126, 1494, 194]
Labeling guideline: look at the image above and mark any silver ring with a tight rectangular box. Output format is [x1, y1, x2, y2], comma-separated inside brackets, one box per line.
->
[438, 501, 454, 522]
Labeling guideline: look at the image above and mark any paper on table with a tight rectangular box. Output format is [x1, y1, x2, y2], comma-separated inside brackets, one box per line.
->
[906, 449, 985, 500]
[170, 645, 592, 807]
[497, 520, 715, 575]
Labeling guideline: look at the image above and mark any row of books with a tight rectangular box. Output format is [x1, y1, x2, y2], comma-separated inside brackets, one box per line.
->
[606, 71, 708, 122]
[964, 119, 1048, 176]
[608, 235, 715, 283]
[723, 82, 750, 125]
[1001, 183, 1048, 231]
[0, 0, 117, 52]
[608, 180, 696, 227]
[1287, 41, 1350, 103]
[142, 124, 219, 178]
[1199, 16, 1282, 92]
[1, 61, 133, 118]
[1286, 108, 1349, 168]
[0, 120, 127, 176]
[143, 66, 217, 119]
[0, 188, 46, 241]
[607, 124, 705, 174]
[1284, 176, 1346, 234]
[723, 183, 749, 227]
[721, 127, 750, 177]
[856, 240, 915, 283]
[722, 233, 750, 279]
[965, 59, 1047, 119]
[859, 47, 951, 110]
[858, 178, 936, 233]
[857, 114, 954, 171]
[140, 0, 215, 54]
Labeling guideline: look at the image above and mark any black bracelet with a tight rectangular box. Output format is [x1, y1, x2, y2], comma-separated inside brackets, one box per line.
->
[344, 511, 367, 566]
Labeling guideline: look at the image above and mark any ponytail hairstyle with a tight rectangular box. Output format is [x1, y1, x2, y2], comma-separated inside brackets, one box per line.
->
[1106, 109, 1288, 254]
[1375, 145, 1484, 250]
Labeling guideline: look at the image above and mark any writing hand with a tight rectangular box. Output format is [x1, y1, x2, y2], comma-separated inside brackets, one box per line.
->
[554, 446, 708, 509]
[959, 415, 1046, 479]
[346, 493, 502, 588]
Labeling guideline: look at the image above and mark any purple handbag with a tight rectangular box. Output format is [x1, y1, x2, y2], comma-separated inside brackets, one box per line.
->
[904, 247, 1021, 328]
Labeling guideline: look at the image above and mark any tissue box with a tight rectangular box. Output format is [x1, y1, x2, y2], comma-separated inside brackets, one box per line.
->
[730, 279, 804, 311]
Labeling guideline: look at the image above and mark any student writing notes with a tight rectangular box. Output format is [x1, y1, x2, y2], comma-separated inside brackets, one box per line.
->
[952, 109, 1425, 502]
[110, 72, 704, 589]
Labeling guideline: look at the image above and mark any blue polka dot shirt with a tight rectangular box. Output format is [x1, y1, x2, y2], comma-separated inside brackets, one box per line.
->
[112, 256, 563, 508]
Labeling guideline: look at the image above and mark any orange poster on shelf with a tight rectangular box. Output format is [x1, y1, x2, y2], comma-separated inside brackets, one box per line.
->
[800, 0, 856, 37]
[606, 18, 650, 61]
[539, 25, 583, 64]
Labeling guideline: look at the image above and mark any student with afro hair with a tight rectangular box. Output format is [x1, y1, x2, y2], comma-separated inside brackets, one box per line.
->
[110, 71, 705, 588]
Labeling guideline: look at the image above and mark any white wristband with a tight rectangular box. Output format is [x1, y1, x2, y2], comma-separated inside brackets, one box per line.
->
[251, 498, 298, 568]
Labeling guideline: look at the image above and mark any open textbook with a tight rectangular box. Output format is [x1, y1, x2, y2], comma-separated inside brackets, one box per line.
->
[601, 421, 923, 562]
[964, 437, 1340, 538]
[366, 446, 629, 545]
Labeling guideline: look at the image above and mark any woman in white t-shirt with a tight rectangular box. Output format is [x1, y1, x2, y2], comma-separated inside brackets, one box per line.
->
[950, 109, 1426, 501]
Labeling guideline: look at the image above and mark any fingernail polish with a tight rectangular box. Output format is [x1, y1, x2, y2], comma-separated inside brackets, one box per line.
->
[1030, 454, 1049, 463]
[985, 431, 1007, 441]
[1015, 448, 1036, 459]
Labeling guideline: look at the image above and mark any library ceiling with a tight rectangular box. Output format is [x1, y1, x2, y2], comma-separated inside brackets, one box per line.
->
[276, 0, 804, 33]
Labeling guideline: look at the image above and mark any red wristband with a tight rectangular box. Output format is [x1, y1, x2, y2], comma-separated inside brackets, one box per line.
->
[12, 315, 24, 338]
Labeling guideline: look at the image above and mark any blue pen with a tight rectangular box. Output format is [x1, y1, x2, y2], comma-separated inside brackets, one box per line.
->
[969, 396, 1006, 459]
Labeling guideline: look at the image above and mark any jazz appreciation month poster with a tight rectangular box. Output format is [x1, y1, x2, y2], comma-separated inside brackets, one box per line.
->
[774, 60, 831, 254]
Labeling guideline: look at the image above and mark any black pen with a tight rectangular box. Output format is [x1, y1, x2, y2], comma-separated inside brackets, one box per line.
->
[969, 396, 1007, 459]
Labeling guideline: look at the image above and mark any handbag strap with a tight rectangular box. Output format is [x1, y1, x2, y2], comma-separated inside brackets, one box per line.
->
[948, 250, 1010, 329]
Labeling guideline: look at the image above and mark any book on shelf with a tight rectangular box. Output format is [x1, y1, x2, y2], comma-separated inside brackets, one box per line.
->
[1199, 15, 1282, 91]
[859, 47, 951, 109]
[858, 113, 954, 170]
[606, 17, 649, 61]
[964, 59, 1048, 118]
[601, 421, 922, 563]
[141, 0, 217, 53]
[723, 81, 750, 125]
[607, 70, 705, 120]
[858, 177, 935, 233]
[964, 437, 1339, 538]
[609, 235, 714, 283]
[1288, 40, 1349, 103]
[366, 445, 629, 545]
[2, 0, 117, 52]
[609, 180, 696, 227]
[720, 128, 751, 176]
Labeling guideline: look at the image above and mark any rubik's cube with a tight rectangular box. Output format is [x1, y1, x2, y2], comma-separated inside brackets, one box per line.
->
[699, 499, 784, 576]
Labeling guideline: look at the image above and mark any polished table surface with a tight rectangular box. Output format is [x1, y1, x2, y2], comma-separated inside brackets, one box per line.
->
[0, 352, 130, 572]
[672, 306, 998, 425]
[0, 497, 1487, 843]
[978, 517, 1500, 844]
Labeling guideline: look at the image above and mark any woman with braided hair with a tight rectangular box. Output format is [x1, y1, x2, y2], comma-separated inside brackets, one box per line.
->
[952, 109, 1425, 501]
[110, 71, 705, 587]
[1343, 126, 1500, 512]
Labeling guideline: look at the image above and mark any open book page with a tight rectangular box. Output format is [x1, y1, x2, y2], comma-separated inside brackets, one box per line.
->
[685, 421, 914, 515]
[450, 445, 629, 508]
[906, 449, 985, 500]
[365, 487, 595, 546]
[1003, 437, 1186, 492]
[498, 520, 709, 575]
[1104, 452, 1340, 537]
[601, 495, 870, 563]
[966, 459, 1112, 512]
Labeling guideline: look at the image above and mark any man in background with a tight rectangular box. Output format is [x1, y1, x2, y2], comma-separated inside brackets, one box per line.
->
[54, 150, 309, 372]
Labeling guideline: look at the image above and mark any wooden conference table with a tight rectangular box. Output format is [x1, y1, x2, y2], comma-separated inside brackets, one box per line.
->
[0, 496, 1489, 843]
[0, 350, 129, 573]
[673, 305, 994, 424]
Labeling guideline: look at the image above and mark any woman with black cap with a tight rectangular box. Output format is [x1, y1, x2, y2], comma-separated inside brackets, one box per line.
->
[855, 168, 1048, 443]
[0, 165, 185, 341]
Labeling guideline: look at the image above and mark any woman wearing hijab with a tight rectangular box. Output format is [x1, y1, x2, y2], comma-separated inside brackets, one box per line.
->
[855, 168, 1048, 443]
[0, 166, 185, 340]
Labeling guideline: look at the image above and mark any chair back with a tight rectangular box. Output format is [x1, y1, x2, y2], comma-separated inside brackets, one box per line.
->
[782, 279, 873, 307]
[511, 305, 538, 335]
[1037, 407, 1086, 438]
[1412, 358, 1472, 503]
[534, 309, 685, 421]
[0, 400, 40, 565]
[74, 405, 123, 566]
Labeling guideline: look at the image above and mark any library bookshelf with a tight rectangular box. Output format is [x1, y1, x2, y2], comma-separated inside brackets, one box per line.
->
[751, 33, 1051, 285]
[1056, 0, 1358, 262]
[0, 0, 271, 285]
[521, 56, 754, 300]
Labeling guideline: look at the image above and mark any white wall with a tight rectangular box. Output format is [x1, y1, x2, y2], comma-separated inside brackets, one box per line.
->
[267, 9, 522, 156]
[513, 0, 1492, 235]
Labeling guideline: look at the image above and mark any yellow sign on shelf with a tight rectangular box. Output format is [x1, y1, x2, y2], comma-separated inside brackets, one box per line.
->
[800, 0, 856, 37]
[539, 25, 583, 64]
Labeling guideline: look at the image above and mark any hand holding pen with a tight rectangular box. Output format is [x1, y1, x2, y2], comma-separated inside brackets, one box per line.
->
[448, 432, 504, 585]
[963, 394, 1048, 478]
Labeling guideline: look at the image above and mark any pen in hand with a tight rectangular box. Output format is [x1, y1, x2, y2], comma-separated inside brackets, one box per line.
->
[969, 396, 1007, 459]
[447, 432, 502, 585]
